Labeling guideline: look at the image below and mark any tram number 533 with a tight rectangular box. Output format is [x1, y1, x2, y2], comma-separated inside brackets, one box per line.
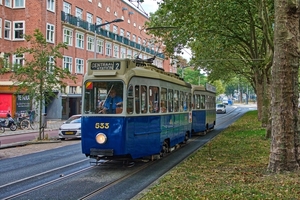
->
[95, 123, 109, 129]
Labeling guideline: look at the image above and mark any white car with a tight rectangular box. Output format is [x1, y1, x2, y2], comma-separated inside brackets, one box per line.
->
[216, 104, 226, 114]
[222, 97, 229, 105]
[58, 115, 81, 140]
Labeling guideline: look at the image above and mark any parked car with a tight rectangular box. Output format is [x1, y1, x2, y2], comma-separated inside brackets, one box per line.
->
[216, 104, 226, 114]
[58, 114, 81, 140]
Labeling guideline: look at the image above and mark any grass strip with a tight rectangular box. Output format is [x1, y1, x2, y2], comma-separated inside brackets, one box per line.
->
[140, 110, 300, 200]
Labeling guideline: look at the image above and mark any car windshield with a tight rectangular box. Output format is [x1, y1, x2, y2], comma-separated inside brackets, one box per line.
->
[217, 104, 224, 108]
[65, 116, 81, 123]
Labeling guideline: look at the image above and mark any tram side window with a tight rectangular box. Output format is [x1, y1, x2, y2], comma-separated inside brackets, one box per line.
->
[127, 85, 133, 114]
[160, 87, 167, 113]
[135, 86, 140, 114]
[182, 92, 187, 111]
[149, 86, 159, 113]
[168, 89, 174, 112]
[201, 95, 205, 109]
[180, 91, 184, 111]
[141, 85, 148, 114]
[195, 94, 200, 109]
[188, 93, 191, 111]
[174, 90, 179, 112]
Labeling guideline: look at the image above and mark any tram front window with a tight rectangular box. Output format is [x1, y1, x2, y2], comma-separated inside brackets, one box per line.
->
[83, 81, 124, 114]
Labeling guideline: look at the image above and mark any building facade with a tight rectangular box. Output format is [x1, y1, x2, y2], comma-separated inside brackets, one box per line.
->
[0, 0, 173, 119]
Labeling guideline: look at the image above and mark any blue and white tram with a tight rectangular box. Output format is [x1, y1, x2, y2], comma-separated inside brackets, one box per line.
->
[191, 84, 216, 135]
[81, 58, 193, 160]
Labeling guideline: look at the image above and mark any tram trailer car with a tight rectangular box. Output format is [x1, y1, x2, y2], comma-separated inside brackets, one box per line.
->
[81, 58, 194, 161]
[191, 84, 216, 135]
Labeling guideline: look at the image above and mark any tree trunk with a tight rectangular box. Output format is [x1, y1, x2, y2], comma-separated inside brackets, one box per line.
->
[268, 0, 300, 172]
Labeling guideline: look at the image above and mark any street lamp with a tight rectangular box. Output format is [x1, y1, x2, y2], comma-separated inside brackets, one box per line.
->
[94, 18, 124, 58]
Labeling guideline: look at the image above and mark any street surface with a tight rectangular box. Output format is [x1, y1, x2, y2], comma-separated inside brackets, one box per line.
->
[0, 103, 257, 199]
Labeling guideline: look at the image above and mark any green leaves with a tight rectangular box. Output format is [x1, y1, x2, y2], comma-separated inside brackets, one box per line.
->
[9, 29, 76, 139]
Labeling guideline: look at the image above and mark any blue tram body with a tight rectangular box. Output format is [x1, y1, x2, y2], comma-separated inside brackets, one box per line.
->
[191, 85, 216, 135]
[81, 113, 190, 159]
[81, 58, 214, 160]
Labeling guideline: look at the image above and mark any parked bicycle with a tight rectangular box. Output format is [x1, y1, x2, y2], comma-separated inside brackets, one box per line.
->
[15, 110, 37, 130]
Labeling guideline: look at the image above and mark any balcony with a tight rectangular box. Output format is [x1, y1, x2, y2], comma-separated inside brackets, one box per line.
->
[61, 11, 164, 59]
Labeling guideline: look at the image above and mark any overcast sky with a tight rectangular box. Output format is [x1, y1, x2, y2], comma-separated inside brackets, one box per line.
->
[126, 0, 191, 61]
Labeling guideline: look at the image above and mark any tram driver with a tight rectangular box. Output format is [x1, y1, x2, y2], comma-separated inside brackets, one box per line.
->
[99, 89, 123, 114]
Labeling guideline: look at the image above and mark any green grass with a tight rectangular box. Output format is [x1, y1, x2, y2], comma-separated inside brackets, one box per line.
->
[139, 111, 300, 200]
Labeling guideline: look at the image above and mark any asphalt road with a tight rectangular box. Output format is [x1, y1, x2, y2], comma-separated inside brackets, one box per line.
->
[0, 104, 257, 199]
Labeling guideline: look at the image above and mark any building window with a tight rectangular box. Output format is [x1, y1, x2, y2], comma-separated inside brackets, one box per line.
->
[133, 51, 138, 59]
[75, 7, 83, 19]
[14, 0, 24, 8]
[127, 49, 132, 59]
[121, 47, 126, 58]
[105, 42, 112, 56]
[3, 53, 10, 68]
[5, 0, 11, 7]
[4, 20, 11, 40]
[63, 1, 71, 14]
[69, 86, 76, 94]
[76, 32, 84, 49]
[87, 12, 93, 23]
[13, 54, 24, 68]
[132, 35, 136, 43]
[138, 37, 141, 44]
[87, 36, 94, 51]
[113, 45, 119, 58]
[13, 21, 24, 40]
[63, 28, 73, 46]
[105, 23, 110, 31]
[96, 17, 102, 25]
[120, 29, 124, 36]
[46, 23, 54, 43]
[47, 56, 54, 72]
[63, 56, 72, 72]
[127, 31, 130, 40]
[47, 0, 55, 12]
[113, 25, 118, 34]
[75, 58, 84, 74]
[96, 39, 103, 54]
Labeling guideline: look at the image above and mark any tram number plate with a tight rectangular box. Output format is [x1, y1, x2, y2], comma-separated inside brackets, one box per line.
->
[91, 62, 121, 70]
[64, 131, 74, 135]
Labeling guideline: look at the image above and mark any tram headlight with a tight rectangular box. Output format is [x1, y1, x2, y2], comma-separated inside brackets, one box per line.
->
[96, 133, 107, 144]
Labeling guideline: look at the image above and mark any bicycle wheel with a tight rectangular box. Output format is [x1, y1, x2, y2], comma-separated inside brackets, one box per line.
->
[20, 119, 30, 130]
[30, 121, 37, 130]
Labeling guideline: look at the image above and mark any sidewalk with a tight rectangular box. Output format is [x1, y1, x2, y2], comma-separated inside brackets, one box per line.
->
[0, 120, 65, 149]
[0, 120, 64, 137]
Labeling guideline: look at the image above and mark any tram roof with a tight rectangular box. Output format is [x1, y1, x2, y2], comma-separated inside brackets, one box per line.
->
[86, 58, 192, 88]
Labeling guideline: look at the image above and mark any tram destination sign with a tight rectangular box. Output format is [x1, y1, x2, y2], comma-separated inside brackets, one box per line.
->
[91, 62, 121, 70]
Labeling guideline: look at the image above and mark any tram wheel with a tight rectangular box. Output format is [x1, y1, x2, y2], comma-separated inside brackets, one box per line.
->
[160, 141, 169, 158]
[183, 132, 189, 144]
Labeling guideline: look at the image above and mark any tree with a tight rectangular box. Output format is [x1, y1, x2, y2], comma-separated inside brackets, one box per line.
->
[3, 29, 76, 140]
[268, 0, 300, 172]
[146, 0, 274, 128]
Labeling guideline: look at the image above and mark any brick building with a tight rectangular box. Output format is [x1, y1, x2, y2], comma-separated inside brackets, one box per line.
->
[0, 0, 175, 119]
